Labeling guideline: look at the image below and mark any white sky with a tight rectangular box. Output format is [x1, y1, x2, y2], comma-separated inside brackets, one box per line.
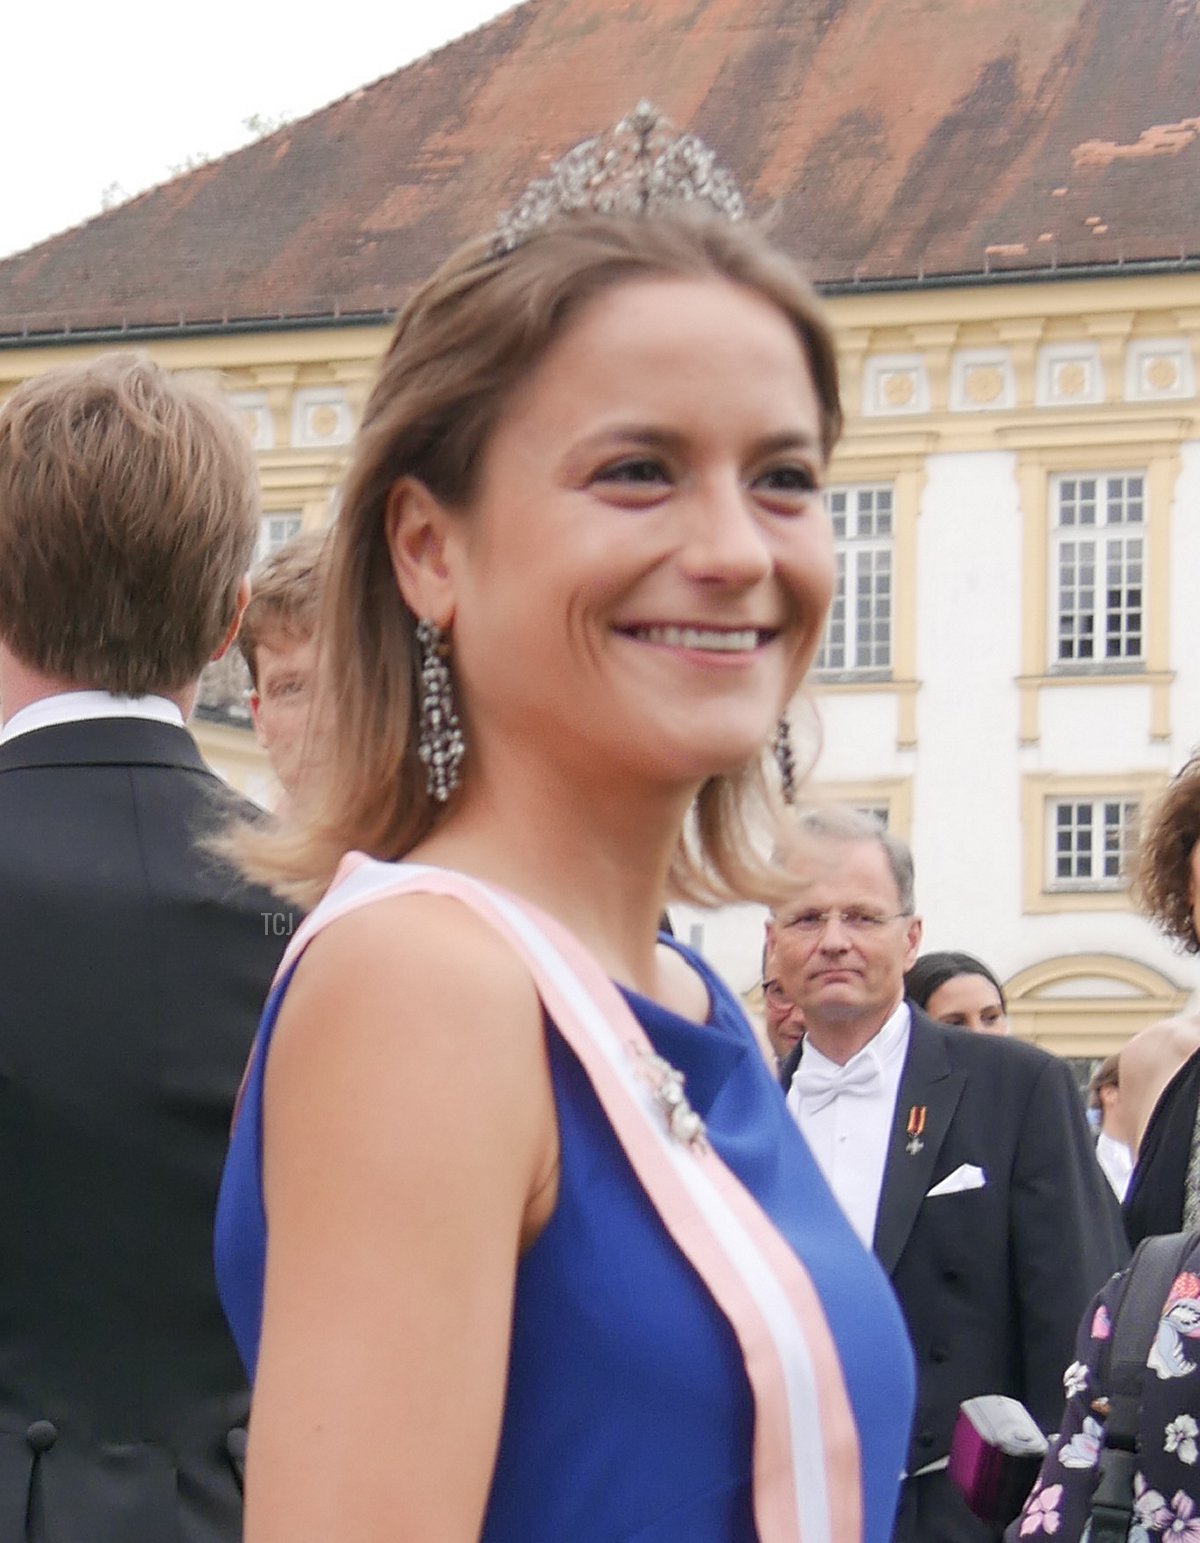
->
[1, 0, 516, 259]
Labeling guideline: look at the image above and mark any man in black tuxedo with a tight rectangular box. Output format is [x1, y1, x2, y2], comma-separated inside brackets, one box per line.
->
[772, 807, 1127, 1542]
[0, 354, 293, 1541]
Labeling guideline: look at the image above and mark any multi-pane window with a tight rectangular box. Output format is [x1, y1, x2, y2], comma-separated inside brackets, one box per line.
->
[1048, 797, 1139, 889]
[257, 512, 303, 562]
[1051, 474, 1144, 666]
[815, 485, 893, 674]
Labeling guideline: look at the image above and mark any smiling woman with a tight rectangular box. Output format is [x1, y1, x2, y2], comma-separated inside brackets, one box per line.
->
[215, 106, 914, 1543]
[403, 272, 835, 823]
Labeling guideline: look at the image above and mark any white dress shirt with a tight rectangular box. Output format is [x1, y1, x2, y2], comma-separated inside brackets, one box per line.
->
[0, 691, 185, 745]
[1095, 1129, 1134, 1202]
[787, 999, 911, 1246]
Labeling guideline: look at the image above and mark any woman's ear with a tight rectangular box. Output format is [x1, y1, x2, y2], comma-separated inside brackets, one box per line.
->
[385, 478, 458, 626]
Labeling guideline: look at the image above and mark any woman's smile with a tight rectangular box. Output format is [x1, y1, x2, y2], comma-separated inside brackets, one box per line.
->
[613, 620, 780, 669]
[443, 274, 833, 788]
[613, 622, 778, 655]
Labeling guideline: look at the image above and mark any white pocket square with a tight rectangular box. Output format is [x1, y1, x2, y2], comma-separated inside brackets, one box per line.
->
[926, 1163, 986, 1198]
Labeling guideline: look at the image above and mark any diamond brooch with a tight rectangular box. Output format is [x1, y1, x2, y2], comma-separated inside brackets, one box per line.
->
[635, 1047, 708, 1152]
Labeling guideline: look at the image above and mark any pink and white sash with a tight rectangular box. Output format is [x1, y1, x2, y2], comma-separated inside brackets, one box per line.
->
[274, 855, 862, 1543]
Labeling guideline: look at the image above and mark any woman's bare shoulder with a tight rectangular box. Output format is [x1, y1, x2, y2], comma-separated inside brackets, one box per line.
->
[264, 891, 553, 1160]
[1127, 1011, 1200, 1052]
[1122, 1013, 1200, 1082]
[287, 891, 543, 1033]
[1121, 1011, 1200, 1152]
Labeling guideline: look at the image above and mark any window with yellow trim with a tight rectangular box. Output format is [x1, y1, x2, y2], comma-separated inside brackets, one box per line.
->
[1050, 472, 1145, 671]
[806, 778, 912, 841]
[1021, 771, 1165, 914]
[815, 484, 893, 678]
[1047, 795, 1139, 892]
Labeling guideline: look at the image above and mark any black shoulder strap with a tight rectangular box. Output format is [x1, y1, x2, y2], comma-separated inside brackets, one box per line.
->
[1089, 1230, 1200, 1543]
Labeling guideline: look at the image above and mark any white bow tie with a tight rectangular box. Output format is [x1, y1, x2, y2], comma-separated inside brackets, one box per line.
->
[792, 1051, 884, 1113]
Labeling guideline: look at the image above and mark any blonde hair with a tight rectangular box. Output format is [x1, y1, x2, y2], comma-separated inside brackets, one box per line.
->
[0, 353, 258, 694]
[238, 529, 329, 688]
[239, 211, 841, 908]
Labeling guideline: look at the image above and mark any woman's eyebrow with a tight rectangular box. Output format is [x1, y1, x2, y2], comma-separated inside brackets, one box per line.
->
[577, 425, 822, 456]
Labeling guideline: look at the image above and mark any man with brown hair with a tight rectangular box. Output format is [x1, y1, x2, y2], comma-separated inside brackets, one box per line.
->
[237, 528, 327, 802]
[0, 352, 291, 1542]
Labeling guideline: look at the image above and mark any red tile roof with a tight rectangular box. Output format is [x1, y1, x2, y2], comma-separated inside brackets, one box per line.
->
[2, 0, 1199, 338]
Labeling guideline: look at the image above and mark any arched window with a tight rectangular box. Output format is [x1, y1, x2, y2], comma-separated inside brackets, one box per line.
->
[1006, 953, 1189, 1061]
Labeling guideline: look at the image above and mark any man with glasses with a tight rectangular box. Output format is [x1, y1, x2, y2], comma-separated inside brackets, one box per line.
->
[761, 945, 805, 1066]
[770, 806, 1126, 1543]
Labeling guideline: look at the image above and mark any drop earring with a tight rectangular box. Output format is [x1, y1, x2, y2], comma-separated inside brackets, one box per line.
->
[773, 715, 796, 805]
[415, 619, 465, 802]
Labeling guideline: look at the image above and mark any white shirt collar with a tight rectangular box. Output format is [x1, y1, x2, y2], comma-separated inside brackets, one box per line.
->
[801, 996, 911, 1079]
[0, 691, 185, 745]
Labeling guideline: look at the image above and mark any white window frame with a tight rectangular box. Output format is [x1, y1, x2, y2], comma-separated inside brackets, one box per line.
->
[814, 484, 894, 676]
[1046, 795, 1140, 892]
[1049, 472, 1145, 669]
[257, 512, 303, 563]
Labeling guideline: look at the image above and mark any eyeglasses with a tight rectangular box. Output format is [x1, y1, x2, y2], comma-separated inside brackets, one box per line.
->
[761, 979, 792, 1007]
[783, 907, 911, 935]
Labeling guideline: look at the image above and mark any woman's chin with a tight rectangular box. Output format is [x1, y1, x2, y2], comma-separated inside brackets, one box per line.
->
[660, 743, 774, 791]
[649, 716, 781, 778]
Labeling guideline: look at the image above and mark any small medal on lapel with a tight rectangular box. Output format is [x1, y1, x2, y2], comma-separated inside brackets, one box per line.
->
[905, 1105, 927, 1155]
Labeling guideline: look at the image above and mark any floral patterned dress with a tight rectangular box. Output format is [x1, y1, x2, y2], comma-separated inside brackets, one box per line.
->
[1006, 1251, 1200, 1542]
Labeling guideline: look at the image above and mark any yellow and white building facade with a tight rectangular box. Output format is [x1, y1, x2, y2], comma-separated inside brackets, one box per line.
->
[3, 266, 1200, 1059]
[681, 270, 1200, 1060]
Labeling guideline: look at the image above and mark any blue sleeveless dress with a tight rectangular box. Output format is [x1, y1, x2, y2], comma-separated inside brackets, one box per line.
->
[215, 937, 914, 1542]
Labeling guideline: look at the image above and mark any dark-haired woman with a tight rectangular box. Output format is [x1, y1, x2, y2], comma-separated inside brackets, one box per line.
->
[905, 950, 1009, 1035]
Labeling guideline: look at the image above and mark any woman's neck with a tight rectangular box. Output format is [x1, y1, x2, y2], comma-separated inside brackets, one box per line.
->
[409, 757, 696, 1000]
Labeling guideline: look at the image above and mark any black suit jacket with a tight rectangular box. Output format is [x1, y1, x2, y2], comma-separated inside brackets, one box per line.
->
[0, 717, 292, 1543]
[783, 1008, 1128, 1537]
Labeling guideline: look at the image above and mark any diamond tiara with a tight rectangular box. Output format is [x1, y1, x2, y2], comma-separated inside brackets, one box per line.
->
[488, 102, 747, 258]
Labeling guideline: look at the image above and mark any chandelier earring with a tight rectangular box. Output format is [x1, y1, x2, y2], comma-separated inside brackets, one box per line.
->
[773, 715, 797, 806]
[415, 619, 465, 803]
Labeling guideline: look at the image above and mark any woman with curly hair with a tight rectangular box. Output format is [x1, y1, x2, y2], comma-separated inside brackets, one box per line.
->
[1004, 766, 1200, 1542]
[1121, 754, 1200, 1244]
